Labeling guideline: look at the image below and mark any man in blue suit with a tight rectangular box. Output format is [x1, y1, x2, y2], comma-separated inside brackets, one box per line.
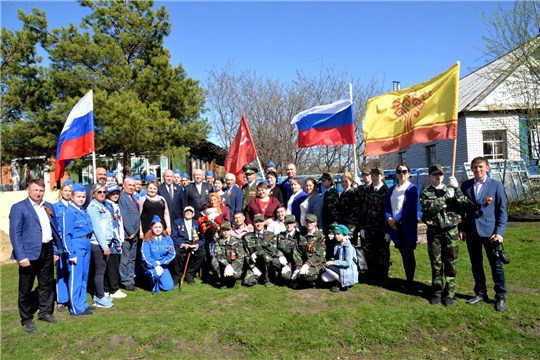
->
[9, 179, 63, 333]
[118, 177, 141, 291]
[158, 169, 185, 223]
[224, 173, 243, 215]
[460, 157, 508, 312]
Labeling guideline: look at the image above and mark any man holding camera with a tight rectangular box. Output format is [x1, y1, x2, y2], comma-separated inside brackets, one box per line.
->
[459, 157, 508, 312]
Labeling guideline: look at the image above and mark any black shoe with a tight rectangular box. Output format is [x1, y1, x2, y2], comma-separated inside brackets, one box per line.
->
[57, 304, 68, 312]
[122, 284, 137, 291]
[430, 296, 441, 305]
[330, 285, 341, 292]
[86, 305, 97, 312]
[38, 314, 59, 323]
[71, 309, 94, 317]
[443, 298, 454, 306]
[23, 322, 37, 333]
[496, 299, 507, 312]
[466, 294, 486, 305]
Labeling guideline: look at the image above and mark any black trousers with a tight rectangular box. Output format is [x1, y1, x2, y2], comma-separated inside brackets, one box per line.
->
[104, 254, 121, 294]
[171, 245, 206, 285]
[18, 242, 55, 325]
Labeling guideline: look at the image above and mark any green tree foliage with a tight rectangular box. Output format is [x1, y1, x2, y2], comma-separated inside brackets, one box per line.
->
[1, 0, 209, 176]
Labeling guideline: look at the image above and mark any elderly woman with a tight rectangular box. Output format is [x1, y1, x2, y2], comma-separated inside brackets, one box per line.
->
[87, 183, 115, 308]
[138, 179, 171, 237]
[322, 224, 358, 292]
[299, 178, 323, 232]
[385, 163, 418, 293]
[245, 182, 281, 227]
[266, 171, 286, 205]
[53, 179, 73, 312]
[287, 177, 307, 224]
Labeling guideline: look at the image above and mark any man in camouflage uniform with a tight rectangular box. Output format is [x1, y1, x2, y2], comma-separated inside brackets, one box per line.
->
[213, 221, 246, 290]
[338, 172, 359, 246]
[291, 214, 326, 289]
[359, 167, 390, 285]
[243, 214, 278, 287]
[241, 164, 258, 212]
[420, 164, 468, 306]
[355, 168, 371, 244]
[272, 215, 303, 284]
[320, 172, 339, 260]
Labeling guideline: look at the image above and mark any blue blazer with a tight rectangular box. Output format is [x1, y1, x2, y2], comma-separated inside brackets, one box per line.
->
[460, 177, 507, 237]
[223, 185, 243, 215]
[306, 194, 324, 228]
[385, 183, 418, 247]
[289, 191, 308, 222]
[158, 183, 185, 223]
[170, 218, 205, 248]
[9, 198, 62, 261]
[118, 191, 141, 239]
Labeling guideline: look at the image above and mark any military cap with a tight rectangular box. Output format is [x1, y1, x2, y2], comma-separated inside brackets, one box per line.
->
[146, 174, 156, 182]
[220, 221, 232, 230]
[205, 171, 214, 177]
[428, 164, 444, 175]
[133, 175, 141, 180]
[267, 161, 276, 167]
[181, 173, 190, 179]
[319, 172, 334, 182]
[305, 214, 317, 223]
[62, 179, 74, 186]
[284, 215, 296, 224]
[242, 164, 258, 175]
[152, 215, 162, 223]
[173, 169, 181, 175]
[361, 168, 370, 176]
[370, 167, 384, 175]
[343, 171, 353, 180]
[184, 206, 195, 213]
[253, 213, 265, 222]
[333, 224, 350, 235]
[106, 171, 115, 178]
[72, 183, 85, 193]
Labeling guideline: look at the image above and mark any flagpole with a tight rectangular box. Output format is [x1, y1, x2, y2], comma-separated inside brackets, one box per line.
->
[349, 83, 358, 176]
[255, 157, 265, 179]
[92, 150, 97, 183]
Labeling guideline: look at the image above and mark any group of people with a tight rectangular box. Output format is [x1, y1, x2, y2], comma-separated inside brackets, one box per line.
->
[9, 156, 508, 334]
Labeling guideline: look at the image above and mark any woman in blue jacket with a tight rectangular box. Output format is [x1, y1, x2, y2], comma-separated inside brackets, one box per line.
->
[104, 183, 126, 299]
[53, 179, 73, 312]
[141, 215, 176, 294]
[322, 224, 358, 292]
[385, 164, 418, 292]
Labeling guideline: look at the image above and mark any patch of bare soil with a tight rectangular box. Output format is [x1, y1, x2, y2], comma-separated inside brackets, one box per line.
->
[1, 230, 15, 264]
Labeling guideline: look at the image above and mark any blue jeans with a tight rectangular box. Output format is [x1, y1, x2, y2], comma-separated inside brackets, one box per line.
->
[466, 233, 506, 300]
[119, 237, 138, 287]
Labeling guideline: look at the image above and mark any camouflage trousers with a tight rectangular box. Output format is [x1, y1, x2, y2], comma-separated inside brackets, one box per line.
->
[293, 264, 324, 284]
[427, 226, 459, 299]
[271, 256, 294, 280]
[243, 254, 273, 286]
[363, 230, 390, 281]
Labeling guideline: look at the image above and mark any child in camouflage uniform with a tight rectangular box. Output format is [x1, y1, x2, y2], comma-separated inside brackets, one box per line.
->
[272, 215, 303, 283]
[243, 214, 278, 287]
[213, 221, 245, 290]
[420, 164, 468, 306]
[291, 214, 326, 289]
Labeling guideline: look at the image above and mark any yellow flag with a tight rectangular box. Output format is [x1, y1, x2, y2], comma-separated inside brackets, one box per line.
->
[363, 62, 459, 156]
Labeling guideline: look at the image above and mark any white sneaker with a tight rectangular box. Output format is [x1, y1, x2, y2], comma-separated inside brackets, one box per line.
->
[104, 292, 110, 297]
[109, 290, 127, 298]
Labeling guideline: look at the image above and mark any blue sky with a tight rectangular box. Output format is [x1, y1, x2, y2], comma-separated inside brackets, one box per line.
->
[2, 0, 514, 93]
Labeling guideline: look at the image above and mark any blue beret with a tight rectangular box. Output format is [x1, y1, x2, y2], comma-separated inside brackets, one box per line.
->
[107, 183, 120, 193]
[267, 161, 276, 167]
[146, 174, 156, 182]
[72, 183, 85, 193]
[173, 169, 181, 175]
[333, 224, 350, 235]
[62, 180, 74, 186]
[151, 215, 162, 223]
[205, 171, 214, 177]
[181, 173, 190, 179]
[106, 172, 115, 178]
[133, 175, 141, 180]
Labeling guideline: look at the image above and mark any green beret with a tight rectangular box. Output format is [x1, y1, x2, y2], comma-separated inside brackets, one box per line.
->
[333, 224, 350, 235]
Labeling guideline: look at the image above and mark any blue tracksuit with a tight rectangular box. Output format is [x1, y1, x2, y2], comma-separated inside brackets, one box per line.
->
[141, 235, 176, 293]
[62, 204, 93, 315]
[53, 200, 71, 305]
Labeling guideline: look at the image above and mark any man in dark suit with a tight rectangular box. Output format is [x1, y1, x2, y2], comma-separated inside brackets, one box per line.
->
[185, 168, 213, 220]
[158, 169, 184, 223]
[9, 179, 63, 333]
[170, 206, 206, 286]
[224, 173, 243, 215]
[118, 177, 140, 291]
[460, 156, 508, 312]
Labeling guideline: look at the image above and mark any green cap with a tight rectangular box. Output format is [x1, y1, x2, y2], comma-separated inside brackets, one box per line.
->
[220, 221, 232, 230]
[319, 172, 334, 182]
[284, 215, 296, 224]
[370, 167, 384, 175]
[242, 164, 258, 175]
[428, 164, 444, 175]
[305, 214, 317, 223]
[253, 213, 265, 222]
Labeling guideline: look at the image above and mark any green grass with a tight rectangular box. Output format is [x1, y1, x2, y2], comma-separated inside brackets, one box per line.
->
[2, 222, 539, 359]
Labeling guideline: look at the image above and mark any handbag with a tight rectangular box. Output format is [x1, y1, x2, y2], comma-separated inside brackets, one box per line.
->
[353, 247, 368, 271]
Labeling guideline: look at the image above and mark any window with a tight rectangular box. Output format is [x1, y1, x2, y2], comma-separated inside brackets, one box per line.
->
[426, 145, 436, 167]
[483, 131, 506, 160]
[398, 151, 407, 164]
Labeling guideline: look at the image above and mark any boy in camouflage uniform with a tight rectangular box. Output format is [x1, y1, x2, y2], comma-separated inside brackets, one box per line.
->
[359, 167, 390, 285]
[213, 221, 246, 290]
[420, 164, 468, 306]
[272, 215, 304, 283]
[291, 214, 326, 289]
[320, 172, 340, 260]
[243, 214, 278, 287]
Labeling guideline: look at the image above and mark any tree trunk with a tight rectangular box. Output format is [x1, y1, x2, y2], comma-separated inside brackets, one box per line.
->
[123, 152, 132, 179]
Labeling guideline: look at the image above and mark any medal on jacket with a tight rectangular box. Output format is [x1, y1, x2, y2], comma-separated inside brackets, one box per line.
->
[307, 242, 314, 253]
[486, 196, 493, 205]
[181, 225, 185, 232]
[230, 251, 236, 261]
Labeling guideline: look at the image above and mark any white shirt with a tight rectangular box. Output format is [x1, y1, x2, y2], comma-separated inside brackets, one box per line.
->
[185, 219, 193, 240]
[267, 220, 286, 235]
[30, 199, 53, 243]
[391, 181, 410, 217]
[287, 191, 301, 214]
[474, 178, 486, 201]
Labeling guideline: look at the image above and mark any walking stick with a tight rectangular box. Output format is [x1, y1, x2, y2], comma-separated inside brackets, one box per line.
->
[179, 250, 192, 290]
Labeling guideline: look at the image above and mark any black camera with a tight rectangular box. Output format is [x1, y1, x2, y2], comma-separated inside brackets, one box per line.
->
[492, 241, 510, 265]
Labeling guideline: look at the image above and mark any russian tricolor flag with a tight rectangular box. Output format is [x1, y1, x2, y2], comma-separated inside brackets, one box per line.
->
[55, 90, 95, 180]
[291, 99, 355, 148]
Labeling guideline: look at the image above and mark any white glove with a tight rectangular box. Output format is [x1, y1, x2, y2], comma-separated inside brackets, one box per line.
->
[224, 264, 234, 277]
[281, 265, 291, 274]
[279, 256, 287, 266]
[252, 267, 262, 277]
[292, 269, 300, 280]
[360, 229, 365, 239]
[69, 257, 77, 265]
[300, 263, 309, 275]
[251, 252, 257, 262]
[155, 265, 163, 276]
[384, 234, 391, 243]
[445, 188, 455, 199]
[353, 176, 362, 187]
[448, 176, 458, 188]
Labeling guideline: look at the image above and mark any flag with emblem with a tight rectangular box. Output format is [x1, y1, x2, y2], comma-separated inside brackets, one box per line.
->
[363, 62, 460, 156]
[224, 114, 258, 187]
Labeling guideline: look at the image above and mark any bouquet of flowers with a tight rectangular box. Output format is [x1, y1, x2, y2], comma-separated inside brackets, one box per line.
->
[198, 208, 222, 233]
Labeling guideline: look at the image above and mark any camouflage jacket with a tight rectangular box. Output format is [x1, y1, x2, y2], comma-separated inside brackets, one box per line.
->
[420, 185, 468, 229]
[293, 229, 326, 270]
[360, 183, 389, 229]
[242, 182, 258, 211]
[338, 188, 359, 232]
[244, 230, 278, 267]
[322, 187, 340, 232]
[214, 236, 246, 271]
[275, 230, 303, 261]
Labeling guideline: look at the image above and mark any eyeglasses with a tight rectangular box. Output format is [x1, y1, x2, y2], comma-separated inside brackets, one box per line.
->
[396, 169, 409, 174]
[96, 191, 107, 194]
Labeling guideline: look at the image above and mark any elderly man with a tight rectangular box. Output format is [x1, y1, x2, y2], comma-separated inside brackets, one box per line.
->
[241, 164, 258, 212]
[223, 173, 243, 215]
[10, 179, 63, 333]
[185, 169, 213, 220]
[158, 169, 184, 223]
[84, 167, 107, 208]
[118, 177, 140, 291]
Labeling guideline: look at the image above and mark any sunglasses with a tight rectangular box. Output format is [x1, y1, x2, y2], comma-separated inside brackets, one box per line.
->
[396, 169, 409, 174]
[96, 190, 107, 194]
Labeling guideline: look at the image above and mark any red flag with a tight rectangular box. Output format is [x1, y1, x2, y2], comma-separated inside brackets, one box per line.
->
[224, 114, 258, 186]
